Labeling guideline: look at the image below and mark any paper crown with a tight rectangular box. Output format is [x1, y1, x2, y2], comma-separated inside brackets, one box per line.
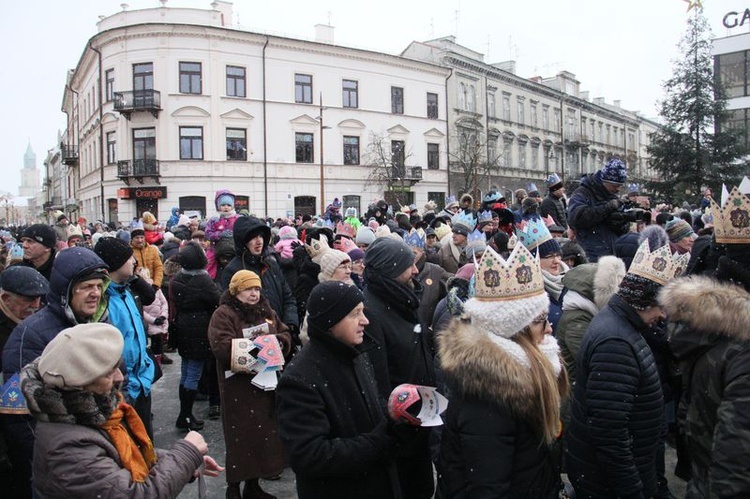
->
[710, 177, 750, 244]
[526, 182, 539, 193]
[334, 236, 358, 254]
[472, 243, 545, 301]
[403, 229, 426, 249]
[483, 191, 502, 203]
[627, 183, 641, 194]
[445, 195, 457, 206]
[306, 234, 330, 263]
[335, 222, 356, 239]
[629, 240, 689, 285]
[477, 210, 494, 225]
[0, 373, 29, 415]
[451, 211, 477, 232]
[515, 217, 553, 251]
[546, 173, 562, 187]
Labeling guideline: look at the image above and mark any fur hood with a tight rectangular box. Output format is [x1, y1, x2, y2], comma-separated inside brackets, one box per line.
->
[562, 255, 625, 310]
[439, 320, 538, 419]
[659, 275, 750, 341]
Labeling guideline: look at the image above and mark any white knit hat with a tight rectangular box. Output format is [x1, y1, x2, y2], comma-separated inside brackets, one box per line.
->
[318, 250, 351, 282]
[38, 323, 124, 389]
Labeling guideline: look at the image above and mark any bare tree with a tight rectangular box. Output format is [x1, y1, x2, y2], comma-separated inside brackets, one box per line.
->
[448, 120, 503, 199]
[362, 131, 419, 208]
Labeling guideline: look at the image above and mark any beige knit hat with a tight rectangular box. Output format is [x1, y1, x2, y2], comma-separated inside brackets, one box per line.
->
[229, 270, 262, 296]
[38, 323, 124, 389]
[318, 250, 351, 282]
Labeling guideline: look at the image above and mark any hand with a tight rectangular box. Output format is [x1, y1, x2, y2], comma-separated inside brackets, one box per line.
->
[184, 431, 208, 455]
[606, 198, 621, 211]
[152, 284, 160, 292]
[198, 455, 224, 477]
[154, 316, 166, 326]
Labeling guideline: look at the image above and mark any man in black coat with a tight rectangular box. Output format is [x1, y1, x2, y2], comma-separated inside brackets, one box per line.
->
[566, 239, 687, 499]
[540, 173, 568, 229]
[220, 216, 298, 333]
[363, 236, 435, 499]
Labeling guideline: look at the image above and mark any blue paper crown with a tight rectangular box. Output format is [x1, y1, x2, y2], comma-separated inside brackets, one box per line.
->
[451, 211, 478, 232]
[483, 191, 502, 203]
[403, 229, 426, 249]
[627, 183, 641, 193]
[467, 228, 486, 245]
[546, 173, 562, 187]
[515, 216, 552, 251]
[526, 182, 539, 193]
[0, 373, 28, 415]
[445, 195, 457, 205]
[477, 210, 494, 224]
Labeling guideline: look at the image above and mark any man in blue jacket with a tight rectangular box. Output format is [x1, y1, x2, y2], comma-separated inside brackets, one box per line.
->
[94, 236, 157, 438]
[2, 247, 109, 499]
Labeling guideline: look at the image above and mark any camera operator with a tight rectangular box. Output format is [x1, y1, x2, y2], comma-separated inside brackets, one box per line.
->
[567, 158, 630, 262]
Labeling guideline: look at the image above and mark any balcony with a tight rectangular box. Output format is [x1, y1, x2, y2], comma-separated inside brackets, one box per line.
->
[117, 159, 160, 185]
[61, 145, 79, 166]
[113, 90, 161, 119]
[388, 166, 423, 188]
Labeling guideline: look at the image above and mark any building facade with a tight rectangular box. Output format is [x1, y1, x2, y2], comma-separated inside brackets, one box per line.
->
[713, 31, 750, 150]
[60, 1, 450, 224]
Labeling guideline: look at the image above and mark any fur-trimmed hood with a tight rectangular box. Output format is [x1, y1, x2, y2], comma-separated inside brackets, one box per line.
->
[439, 321, 538, 419]
[562, 255, 625, 310]
[659, 275, 750, 341]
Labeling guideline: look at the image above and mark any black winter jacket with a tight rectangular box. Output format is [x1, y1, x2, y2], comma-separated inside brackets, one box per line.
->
[566, 294, 663, 499]
[276, 326, 401, 499]
[540, 193, 568, 228]
[169, 269, 220, 359]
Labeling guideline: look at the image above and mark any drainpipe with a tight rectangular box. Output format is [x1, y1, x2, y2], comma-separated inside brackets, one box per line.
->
[445, 68, 453, 198]
[262, 36, 270, 216]
[91, 42, 106, 221]
[63, 84, 80, 212]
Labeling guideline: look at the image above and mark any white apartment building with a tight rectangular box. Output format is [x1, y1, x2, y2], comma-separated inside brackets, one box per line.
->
[61, 1, 450, 224]
[713, 30, 750, 151]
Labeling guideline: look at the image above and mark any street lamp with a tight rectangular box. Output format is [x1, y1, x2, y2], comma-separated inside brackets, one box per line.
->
[317, 93, 331, 215]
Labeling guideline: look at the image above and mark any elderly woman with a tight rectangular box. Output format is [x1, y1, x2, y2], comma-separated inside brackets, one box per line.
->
[276, 281, 401, 498]
[208, 270, 292, 499]
[317, 249, 354, 285]
[20, 323, 221, 497]
[438, 244, 569, 498]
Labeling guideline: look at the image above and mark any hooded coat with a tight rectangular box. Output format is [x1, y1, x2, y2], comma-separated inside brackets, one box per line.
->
[207, 292, 291, 484]
[567, 173, 629, 262]
[220, 216, 298, 329]
[565, 294, 663, 499]
[438, 321, 564, 499]
[556, 256, 626, 382]
[276, 321, 401, 499]
[132, 241, 164, 288]
[169, 269, 221, 359]
[660, 275, 750, 498]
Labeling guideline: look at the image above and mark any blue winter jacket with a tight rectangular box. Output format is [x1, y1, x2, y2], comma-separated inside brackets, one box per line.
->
[105, 281, 155, 400]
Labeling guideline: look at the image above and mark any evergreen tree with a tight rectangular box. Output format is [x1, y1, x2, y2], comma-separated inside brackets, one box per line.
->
[646, 11, 747, 204]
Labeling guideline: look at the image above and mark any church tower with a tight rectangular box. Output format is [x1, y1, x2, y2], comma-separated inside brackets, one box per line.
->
[19, 141, 40, 197]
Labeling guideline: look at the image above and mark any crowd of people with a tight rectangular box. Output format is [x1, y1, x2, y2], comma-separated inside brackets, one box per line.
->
[0, 160, 748, 498]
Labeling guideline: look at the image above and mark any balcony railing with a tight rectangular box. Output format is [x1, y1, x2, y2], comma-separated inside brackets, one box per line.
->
[61, 145, 79, 165]
[113, 90, 161, 119]
[389, 166, 423, 181]
[117, 159, 160, 184]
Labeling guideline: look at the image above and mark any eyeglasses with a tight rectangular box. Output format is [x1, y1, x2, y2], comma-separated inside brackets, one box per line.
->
[337, 262, 352, 270]
[531, 315, 549, 327]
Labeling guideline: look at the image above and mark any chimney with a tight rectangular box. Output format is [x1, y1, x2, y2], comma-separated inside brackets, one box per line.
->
[529, 76, 543, 83]
[211, 1, 233, 26]
[580, 91, 589, 101]
[613, 100, 621, 108]
[120, 3, 129, 11]
[593, 97, 605, 106]
[315, 24, 335, 44]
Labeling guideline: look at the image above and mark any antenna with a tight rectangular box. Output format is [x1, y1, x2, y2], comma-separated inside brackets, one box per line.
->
[485, 35, 490, 60]
[429, 18, 434, 38]
[327, 11, 332, 26]
[454, 9, 459, 38]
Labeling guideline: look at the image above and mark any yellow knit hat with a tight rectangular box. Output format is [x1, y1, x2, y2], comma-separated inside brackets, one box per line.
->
[229, 270, 262, 296]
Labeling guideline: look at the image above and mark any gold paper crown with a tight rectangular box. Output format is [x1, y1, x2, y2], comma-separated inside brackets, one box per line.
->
[306, 233, 330, 263]
[472, 243, 544, 301]
[710, 179, 750, 244]
[629, 240, 689, 285]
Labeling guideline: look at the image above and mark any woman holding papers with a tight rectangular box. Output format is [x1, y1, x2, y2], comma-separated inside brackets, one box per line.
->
[437, 244, 569, 498]
[208, 270, 292, 499]
[276, 281, 402, 499]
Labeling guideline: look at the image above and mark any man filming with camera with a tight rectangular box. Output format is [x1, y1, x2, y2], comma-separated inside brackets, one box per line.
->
[567, 158, 632, 262]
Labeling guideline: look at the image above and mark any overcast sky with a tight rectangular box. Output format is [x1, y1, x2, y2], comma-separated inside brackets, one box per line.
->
[1, 0, 745, 197]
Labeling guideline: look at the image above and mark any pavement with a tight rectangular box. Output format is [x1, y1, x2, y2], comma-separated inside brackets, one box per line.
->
[151, 357, 688, 499]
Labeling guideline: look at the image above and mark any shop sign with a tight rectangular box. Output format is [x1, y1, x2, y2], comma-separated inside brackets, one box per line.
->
[723, 9, 750, 29]
[118, 187, 168, 200]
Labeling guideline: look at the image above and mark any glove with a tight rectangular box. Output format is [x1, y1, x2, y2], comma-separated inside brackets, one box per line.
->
[154, 316, 166, 326]
[606, 198, 621, 212]
[152, 284, 160, 292]
[290, 240, 302, 250]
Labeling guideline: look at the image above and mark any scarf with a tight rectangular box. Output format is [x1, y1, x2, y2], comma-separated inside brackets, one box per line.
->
[487, 334, 563, 376]
[366, 271, 423, 323]
[542, 261, 569, 302]
[101, 394, 157, 483]
[220, 210, 237, 219]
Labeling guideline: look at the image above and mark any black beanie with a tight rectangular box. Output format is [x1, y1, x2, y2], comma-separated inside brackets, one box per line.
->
[177, 241, 208, 270]
[94, 236, 133, 271]
[307, 281, 364, 332]
[616, 273, 662, 311]
[22, 224, 57, 249]
[363, 236, 415, 279]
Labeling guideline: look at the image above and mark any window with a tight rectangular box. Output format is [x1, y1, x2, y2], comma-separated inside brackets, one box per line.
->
[467, 85, 476, 112]
[517, 98, 525, 125]
[427, 92, 439, 119]
[133, 128, 156, 171]
[343, 136, 360, 165]
[105, 69, 115, 102]
[531, 144, 539, 170]
[457, 84, 466, 110]
[295, 132, 314, 163]
[226, 128, 247, 160]
[226, 66, 246, 97]
[542, 105, 550, 130]
[488, 139, 497, 165]
[502, 94, 511, 120]
[717, 51, 748, 98]
[606, 125, 611, 144]
[343, 79, 358, 108]
[488, 93, 496, 118]
[567, 110, 577, 140]
[428, 192, 446, 210]
[530, 103, 537, 128]
[391, 140, 405, 176]
[553, 108, 561, 131]
[591, 120, 596, 142]
[179, 62, 202, 94]
[295, 74, 312, 104]
[180, 127, 203, 160]
[391, 86, 404, 114]
[518, 143, 526, 168]
[427, 143, 439, 169]
[502, 139, 512, 167]
[106, 132, 116, 164]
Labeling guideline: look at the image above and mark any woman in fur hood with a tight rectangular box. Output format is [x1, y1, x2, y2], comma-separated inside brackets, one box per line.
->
[438, 244, 569, 498]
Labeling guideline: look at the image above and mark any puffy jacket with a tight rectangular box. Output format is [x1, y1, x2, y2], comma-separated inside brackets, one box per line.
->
[169, 269, 220, 359]
[143, 288, 168, 336]
[566, 294, 663, 499]
[132, 243, 164, 287]
[567, 173, 629, 262]
[540, 193, 568, 228]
